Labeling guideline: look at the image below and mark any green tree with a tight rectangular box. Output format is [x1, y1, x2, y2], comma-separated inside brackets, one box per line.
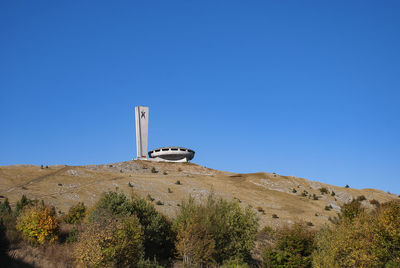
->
[174, 195, 259, 265]
[262, 223, 315, 268]
[64, 202, 86, 224]
[87, 191, 175, 261]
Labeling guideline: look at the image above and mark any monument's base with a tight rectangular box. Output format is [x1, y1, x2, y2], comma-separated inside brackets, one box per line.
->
[135, 157, 188, 163]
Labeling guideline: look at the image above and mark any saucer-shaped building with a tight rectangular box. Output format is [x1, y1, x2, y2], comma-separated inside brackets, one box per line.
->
[148, 147, 195, 162]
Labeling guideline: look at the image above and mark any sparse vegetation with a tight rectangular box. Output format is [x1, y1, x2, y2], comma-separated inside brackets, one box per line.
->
[319, 187, 328, 194]
[146, 194, 154, 202]
[256, 206, 265, 214]
[0, 186, 399, 268]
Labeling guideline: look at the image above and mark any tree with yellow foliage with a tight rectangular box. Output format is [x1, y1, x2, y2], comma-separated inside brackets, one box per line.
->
[16, 204, 58, 244]
[313, 200, 400, 267]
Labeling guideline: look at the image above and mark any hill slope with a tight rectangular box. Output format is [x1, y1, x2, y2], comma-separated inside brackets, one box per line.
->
[0, 160, 397, 228]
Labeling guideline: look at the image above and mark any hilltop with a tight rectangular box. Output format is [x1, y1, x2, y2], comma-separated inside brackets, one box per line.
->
[0, 160, 397, 229]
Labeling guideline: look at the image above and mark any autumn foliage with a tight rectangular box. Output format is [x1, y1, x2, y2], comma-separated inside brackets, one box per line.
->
[16, 204, 58, 244]
[313, 200, 400, 267]
[74, 215, 144, 267]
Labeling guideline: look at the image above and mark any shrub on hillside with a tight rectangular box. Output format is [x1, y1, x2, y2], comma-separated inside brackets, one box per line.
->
[174, 195, 259, 265]
[16, 204, 58, 244]
[339, 199, 364, 222]
[88, 191, 132, 222]
[0, 198, 11, 214]
[312, 200, 400, 267]
[14, 195, 35, 216]
[64, 202, 86, 224]
[319, 188, 329, 194]
[74, 215, 144, 267]
[176, 214, 215, 266]
[87, 191, 175, 261]
[262, 222, 315, 268]
[130, 196, 175, 261]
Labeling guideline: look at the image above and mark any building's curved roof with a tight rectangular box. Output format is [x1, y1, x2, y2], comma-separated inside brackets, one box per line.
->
[148, 146, 195, 161]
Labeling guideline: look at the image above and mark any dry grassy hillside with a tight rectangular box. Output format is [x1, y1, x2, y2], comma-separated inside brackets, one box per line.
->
[0, 160, 398, 229]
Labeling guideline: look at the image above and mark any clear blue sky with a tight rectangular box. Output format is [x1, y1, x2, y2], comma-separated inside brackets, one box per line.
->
[1, 1, 399, 194]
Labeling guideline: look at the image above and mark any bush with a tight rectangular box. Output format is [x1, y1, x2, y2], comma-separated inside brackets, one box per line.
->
[88, 191, 132, 223]
[345, 184, 350, 188]
[137, 258, 164, 268]
[16, 204, 58, 244]
[130, 196, 175, 261]
[331, 191, 335, 196]
[14, 195, 35, 216]
[324, 205, 332, 211]
[151, 167, 158, 173]
[87, 191, 175, 261]
[272, 214, 279, 219]
[0, 199, 11, 214]
[312, 194, 318, 200]
[176, 214, 215, 266]
[313, 201, 400, 267]
[64, 202, 86, 224]
[66, 227, 79, 243]
[222, 257, 250, 267]
[175, 180, 181, 185]
[174, 195, 259, 265]
[339, 199, 364, 222]
[155, 200, 164, 206]
[357, 195, 366, 201]
[262, 223, 315, 268]
[292, 189, 297, 193]
[319, 188, 329, 194]
[74, 215, 144, 267]
[168, 188, 173, 193]
[370, 199, 380, 207]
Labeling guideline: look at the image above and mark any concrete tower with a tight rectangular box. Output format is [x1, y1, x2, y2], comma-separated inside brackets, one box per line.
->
[135, 106, 149, 159]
